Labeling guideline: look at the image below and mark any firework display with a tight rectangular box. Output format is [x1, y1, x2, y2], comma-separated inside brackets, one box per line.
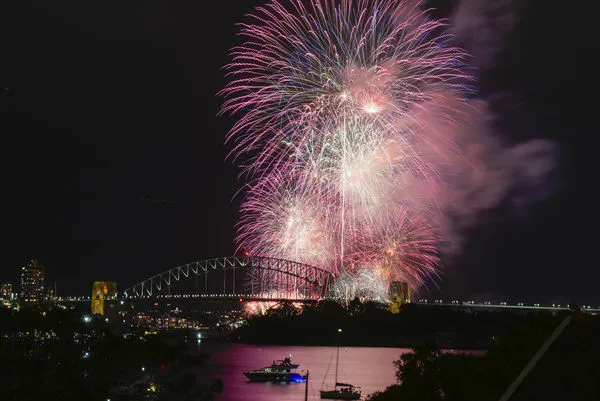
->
[221, 0, 474, 301]
[243, 296, 304, 318]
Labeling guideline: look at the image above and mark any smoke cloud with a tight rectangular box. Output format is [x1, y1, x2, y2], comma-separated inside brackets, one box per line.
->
[385, 0, 559, 256]
[438, 99, 558, 254]
[450, 0, 524, 69]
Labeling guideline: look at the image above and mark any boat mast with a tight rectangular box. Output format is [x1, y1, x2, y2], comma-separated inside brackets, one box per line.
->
[335, 328, 342, 388]
[305, 370, 309, 401]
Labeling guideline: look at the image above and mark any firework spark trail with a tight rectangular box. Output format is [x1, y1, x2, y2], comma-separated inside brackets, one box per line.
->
[221, 0, 476, 300]
[243, 297, 304, 317]
[331, 266, 391, 303]
[237, 171, 336, 270]
[346, 208, 440, 285]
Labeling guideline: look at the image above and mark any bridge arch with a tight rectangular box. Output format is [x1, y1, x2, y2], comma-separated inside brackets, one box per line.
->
[122, 256, 333, 299]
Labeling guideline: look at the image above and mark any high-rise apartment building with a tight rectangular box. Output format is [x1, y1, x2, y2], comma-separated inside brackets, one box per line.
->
[20, 258, 45, 305]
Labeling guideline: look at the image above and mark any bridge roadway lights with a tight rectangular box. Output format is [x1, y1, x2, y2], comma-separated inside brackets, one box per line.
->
[414, 300, 587, 312]
[60, 296, 600, 314]
[118, 293, 328, 302]
[59, 295, 600, 313]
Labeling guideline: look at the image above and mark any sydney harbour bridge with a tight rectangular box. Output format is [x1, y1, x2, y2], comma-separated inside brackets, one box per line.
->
[76, 255, 598, 313]
[121, 256, 335, 302]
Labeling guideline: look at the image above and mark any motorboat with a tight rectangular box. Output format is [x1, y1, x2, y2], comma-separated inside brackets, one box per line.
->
[244, 355, 307, 383]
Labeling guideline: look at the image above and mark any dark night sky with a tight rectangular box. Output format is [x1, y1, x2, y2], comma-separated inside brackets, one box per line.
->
[1, 1, 597, 303]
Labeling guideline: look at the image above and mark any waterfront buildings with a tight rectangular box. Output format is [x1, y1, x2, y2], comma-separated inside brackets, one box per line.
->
[1, 283, 13, 300]
[1, 283, 14, 307]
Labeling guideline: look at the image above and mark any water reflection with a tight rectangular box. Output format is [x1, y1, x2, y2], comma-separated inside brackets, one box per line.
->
[196, 343, 410, 401]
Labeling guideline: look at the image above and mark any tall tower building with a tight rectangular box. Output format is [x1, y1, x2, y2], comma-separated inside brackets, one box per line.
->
[20, 258, 45, 305]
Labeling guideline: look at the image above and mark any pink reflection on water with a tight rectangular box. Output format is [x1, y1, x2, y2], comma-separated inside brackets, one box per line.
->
[196, 343, 484, 401]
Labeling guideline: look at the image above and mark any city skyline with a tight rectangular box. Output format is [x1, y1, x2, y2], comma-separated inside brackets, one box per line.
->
[1, 0, 597, 303]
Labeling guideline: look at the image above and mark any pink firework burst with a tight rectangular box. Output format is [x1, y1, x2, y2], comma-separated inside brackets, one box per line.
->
[221, 0, 475, 295]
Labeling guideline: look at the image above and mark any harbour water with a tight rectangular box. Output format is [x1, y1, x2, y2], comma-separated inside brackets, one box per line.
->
[196, 343, 410, 401]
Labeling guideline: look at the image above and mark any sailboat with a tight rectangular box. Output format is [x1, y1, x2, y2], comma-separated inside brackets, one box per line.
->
[320, 329, 361, 400]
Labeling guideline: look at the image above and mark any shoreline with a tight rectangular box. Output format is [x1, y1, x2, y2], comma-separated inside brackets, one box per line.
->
[221, 340, 489, 354]
[227, 337, 490, 350]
